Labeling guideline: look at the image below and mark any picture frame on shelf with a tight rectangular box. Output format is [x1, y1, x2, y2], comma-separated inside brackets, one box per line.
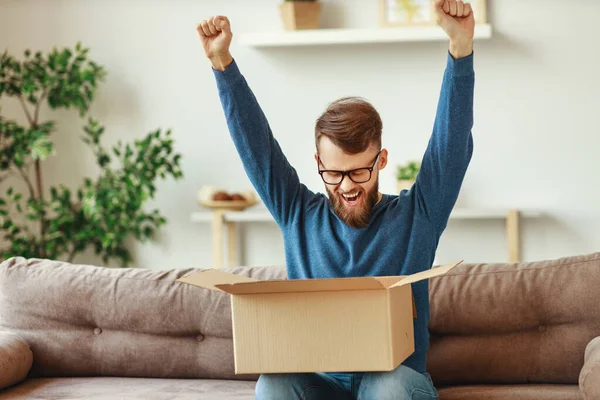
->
[379, 0, 487, 27]
[379, 0, 435, 27]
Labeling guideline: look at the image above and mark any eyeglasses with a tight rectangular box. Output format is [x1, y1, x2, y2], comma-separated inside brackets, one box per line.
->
[318, 151, 381, 185]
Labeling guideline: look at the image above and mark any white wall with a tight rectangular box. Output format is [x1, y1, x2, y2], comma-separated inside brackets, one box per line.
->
[0, 0, 598, 269]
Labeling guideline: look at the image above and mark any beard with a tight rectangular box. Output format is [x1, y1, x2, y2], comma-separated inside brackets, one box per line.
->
[326, 179, 380, 229]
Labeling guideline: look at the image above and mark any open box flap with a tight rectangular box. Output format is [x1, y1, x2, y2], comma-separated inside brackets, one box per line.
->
[176, 269, 258, 293]
[390, 261, 463, 289]
[216, 276, 388, 295]
[373, 276, 405, 288]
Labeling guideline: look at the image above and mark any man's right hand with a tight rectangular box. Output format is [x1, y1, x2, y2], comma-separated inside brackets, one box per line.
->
[197, 16, 233, 71]
[434, 0, 474, 59]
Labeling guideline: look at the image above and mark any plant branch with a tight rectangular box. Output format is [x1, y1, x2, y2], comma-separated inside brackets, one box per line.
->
[16, 165, 35, 199]
[17, 95, 34, 126]
[15, 163, 45, 257]
[34, 159, 45, 253]
[34, 160, 43, 199]
[33, 88, 48, 125]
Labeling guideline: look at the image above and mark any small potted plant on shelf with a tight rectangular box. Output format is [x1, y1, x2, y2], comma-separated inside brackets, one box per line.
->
[396, 160, 420, 192]
[280, 0, 321, 31]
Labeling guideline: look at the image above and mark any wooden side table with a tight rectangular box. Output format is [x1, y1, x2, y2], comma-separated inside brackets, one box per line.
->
[192, 208, 543, 268]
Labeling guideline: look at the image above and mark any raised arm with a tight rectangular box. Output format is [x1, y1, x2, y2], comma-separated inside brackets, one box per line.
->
[197, 16, 311, 227]
[412, 0, 475, 233]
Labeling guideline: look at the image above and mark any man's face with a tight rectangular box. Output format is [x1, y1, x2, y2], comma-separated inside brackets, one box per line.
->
[316, 137, 388, 228]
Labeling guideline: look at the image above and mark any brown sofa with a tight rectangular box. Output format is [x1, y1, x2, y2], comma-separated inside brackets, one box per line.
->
[0, 252, 599, 399]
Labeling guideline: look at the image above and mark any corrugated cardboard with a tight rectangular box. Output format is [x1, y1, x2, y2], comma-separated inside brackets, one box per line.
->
[176, 261, 462, 374]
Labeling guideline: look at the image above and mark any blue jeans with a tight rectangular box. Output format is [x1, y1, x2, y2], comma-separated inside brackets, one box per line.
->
[255, 365, 439, 399]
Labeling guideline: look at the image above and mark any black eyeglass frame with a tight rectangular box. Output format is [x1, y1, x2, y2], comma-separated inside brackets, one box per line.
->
[317, 150, 382, 185]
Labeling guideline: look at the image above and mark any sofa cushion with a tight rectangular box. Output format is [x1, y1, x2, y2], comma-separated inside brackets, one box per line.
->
[0, 257, 286, 380]
[427, 252, 600, 385]
[0, 377, 256, 400]
[437, 384, 580, 400]
[0, 332, 33, 390]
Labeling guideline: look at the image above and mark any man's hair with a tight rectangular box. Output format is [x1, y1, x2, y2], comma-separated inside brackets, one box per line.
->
[315, 96, 382, 154]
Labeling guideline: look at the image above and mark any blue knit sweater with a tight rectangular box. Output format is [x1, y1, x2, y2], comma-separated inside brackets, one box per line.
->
[213, 52, 474, 375]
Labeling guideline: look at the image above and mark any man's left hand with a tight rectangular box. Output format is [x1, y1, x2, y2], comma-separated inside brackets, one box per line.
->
[434, 0, 475, 59]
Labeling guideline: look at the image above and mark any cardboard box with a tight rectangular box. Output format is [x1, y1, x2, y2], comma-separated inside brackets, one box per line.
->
[176, 261, 461, 374]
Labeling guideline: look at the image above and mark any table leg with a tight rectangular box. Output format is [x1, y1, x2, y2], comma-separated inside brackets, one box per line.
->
[507, 209, 521, 263]
[212, 210, 225, 269]
[227, 221, 238, 267]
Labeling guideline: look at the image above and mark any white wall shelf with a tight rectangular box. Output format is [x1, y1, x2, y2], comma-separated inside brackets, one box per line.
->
[239, 24, 492, 48]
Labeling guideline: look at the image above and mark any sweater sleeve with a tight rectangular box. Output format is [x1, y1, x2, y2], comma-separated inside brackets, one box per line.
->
[412, 51, 475, 233]
[212, 59, 312, 228]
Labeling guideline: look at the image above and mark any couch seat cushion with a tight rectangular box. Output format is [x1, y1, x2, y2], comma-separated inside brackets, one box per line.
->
[438, 384, 580, 399]
[0, 377, 256, 400]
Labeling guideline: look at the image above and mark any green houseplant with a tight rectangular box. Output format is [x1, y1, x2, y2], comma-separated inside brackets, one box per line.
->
[0, 43, 182, 267]
[396, 160, 420, 192]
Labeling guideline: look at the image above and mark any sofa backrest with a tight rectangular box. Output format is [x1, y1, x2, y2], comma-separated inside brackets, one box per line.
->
[427, 252, 600, 386]
[2, 253, 599, 385]
[0, 257, 286, 380]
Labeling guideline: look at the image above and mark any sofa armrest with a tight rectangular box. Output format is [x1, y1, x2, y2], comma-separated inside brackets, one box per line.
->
[580, 336, 600, 400]
[0, 331, 33, 390]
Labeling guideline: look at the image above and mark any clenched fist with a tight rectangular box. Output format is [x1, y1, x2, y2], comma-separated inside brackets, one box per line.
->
[434, 0, 475, 58]
[197, 16, 233, 71]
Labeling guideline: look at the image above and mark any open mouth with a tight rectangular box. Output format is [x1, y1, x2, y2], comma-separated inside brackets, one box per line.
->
[341, 191, 362, 206]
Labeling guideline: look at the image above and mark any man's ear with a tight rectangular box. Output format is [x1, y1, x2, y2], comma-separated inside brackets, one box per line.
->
[314, 153, 319, 167]
[378, 149, 389, 170]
